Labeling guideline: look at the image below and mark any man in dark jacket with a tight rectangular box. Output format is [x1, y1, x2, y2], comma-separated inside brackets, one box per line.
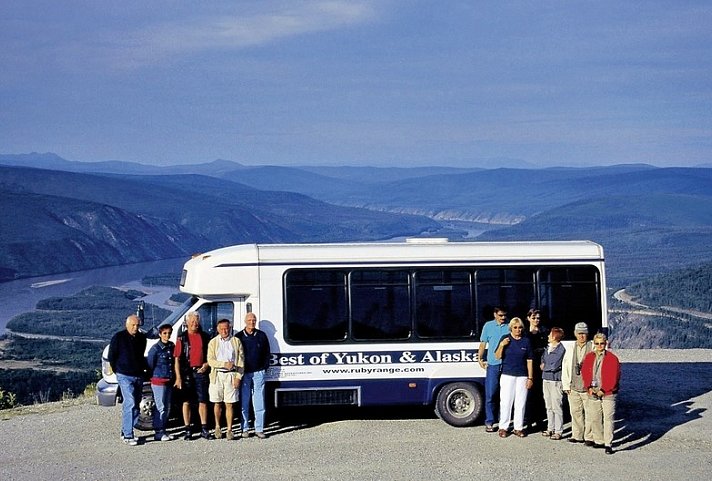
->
[236, 312, 271, 438]
[108, 314, 147, 446]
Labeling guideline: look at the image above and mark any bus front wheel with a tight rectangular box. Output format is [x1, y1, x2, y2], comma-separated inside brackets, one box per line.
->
[435, 382, 482, 427]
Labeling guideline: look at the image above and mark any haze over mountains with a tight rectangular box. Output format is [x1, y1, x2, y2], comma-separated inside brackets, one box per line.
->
[2, 152, 711, 288]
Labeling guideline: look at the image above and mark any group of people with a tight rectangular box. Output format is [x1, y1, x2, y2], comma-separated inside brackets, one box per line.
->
[109, 305, 620, 451]
[108, 311, 270, 446]
[479, 307, 621, 454]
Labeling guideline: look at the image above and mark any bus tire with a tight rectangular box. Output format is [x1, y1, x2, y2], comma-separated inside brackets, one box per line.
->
[136, 384, 155, 431]
[434, 382, 482, 427]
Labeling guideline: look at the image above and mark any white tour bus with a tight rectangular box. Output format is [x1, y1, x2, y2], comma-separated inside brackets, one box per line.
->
[97, 239, 607, 428]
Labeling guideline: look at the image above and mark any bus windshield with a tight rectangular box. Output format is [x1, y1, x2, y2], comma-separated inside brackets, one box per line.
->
[145, 296, 198, 334]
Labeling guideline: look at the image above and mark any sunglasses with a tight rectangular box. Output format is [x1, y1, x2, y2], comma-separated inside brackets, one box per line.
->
[594, 342, 606, 345]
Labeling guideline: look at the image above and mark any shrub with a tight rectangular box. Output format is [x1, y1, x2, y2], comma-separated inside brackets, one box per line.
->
[0, 387, 18, 410]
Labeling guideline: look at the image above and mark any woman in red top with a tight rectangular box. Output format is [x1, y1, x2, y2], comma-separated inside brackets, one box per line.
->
[581, 333, 620, 454]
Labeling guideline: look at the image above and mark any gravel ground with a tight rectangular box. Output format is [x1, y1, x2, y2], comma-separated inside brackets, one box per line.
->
[1, 349, 711, 481]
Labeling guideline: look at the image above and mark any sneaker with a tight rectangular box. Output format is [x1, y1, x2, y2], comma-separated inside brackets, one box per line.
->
[226, 430, 234, 440]
[201, 428, 213, 440]
[214, 427, 223, 439]
[255, 432, 267, 439]
[160, 434, 171, 442]
[123, 437, 138, 446]
[242, 431, 250, 438]
[550, 433, 562, 440]
[183, 430, 192, 441]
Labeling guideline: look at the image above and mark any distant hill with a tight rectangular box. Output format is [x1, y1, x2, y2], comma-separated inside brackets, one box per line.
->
[0, 191, 202, 281]
[477, 194, 712, 286]
[3, 153, 712, 289]
[0, 165, 439, 280]
[296, 165, 484, 183]
[307, 165, 710, 221]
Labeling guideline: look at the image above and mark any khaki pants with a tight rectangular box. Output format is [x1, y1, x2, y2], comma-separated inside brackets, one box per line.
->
[586, 394, 617, 447]
[567, 390, 592, 441]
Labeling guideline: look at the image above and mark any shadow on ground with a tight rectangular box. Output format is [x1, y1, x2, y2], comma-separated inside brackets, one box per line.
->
[613, 361, 711, 451]
[267, 361, 712, 447]
[268, 404, 437, 436]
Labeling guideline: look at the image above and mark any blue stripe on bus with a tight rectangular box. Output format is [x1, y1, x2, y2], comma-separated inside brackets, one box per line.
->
[270, 349, 479, 366]
[216, 258, 603, 268]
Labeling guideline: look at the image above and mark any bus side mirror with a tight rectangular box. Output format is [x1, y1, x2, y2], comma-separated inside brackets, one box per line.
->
[136, 300, 145, 326]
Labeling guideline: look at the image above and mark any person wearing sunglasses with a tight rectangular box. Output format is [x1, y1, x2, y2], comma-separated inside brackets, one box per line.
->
[525, 308, 549, 432]
[478, 307, 510, 433]
[581, 333, 621, 454]
[494, 317, 534, 438]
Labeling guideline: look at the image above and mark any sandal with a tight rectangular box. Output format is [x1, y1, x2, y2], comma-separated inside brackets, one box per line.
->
[513, 430, 527, 438]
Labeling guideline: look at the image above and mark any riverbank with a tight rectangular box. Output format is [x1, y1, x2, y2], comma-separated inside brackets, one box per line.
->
[0, 257, 184, 334]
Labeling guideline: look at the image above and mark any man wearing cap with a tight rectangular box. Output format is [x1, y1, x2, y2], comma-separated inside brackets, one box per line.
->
[561, 322, 594, 444]
[478, 306, 511, 433]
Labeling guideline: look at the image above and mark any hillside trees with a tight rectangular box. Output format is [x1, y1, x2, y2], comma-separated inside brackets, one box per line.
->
[626, 263, 712, 311]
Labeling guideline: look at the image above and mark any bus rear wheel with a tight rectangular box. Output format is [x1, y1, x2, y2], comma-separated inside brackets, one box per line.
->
[435, 382, 482, 427]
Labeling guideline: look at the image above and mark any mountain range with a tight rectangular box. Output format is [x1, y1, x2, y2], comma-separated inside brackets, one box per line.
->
[2, 152, 712, 288]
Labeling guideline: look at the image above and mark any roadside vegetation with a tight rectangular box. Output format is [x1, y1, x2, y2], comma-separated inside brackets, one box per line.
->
[625, 262, 712, 311]
[608, 262, 712, 349]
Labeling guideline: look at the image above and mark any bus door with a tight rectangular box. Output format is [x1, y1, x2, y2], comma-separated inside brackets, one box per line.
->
[231, 296, 249, 332]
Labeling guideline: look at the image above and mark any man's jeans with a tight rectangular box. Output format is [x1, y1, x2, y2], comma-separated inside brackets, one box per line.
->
[240, 370, 266, 432]
[117, 373, 143, 439]
[484, 364, 502, 426]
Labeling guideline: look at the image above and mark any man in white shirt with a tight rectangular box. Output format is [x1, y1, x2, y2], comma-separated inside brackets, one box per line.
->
[207, 319, 245, 440]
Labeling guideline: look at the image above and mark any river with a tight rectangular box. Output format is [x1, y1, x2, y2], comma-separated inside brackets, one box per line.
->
[0, 257, 186, 335]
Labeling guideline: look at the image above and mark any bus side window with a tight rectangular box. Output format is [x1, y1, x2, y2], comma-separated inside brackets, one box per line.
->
[475, 268, 536, 330]
[414, 269, 474, 338]
[538, 267, 602, 340]
[350, 270, 411, 341]
[285, 270, 348, 342]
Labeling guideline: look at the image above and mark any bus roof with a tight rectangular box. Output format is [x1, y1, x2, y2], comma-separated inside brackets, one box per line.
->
[188, 239, 604, 267]
[179, 240, 604, 297]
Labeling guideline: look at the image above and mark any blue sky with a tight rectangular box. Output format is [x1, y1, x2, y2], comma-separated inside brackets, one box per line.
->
[1, 0, 711, 168]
